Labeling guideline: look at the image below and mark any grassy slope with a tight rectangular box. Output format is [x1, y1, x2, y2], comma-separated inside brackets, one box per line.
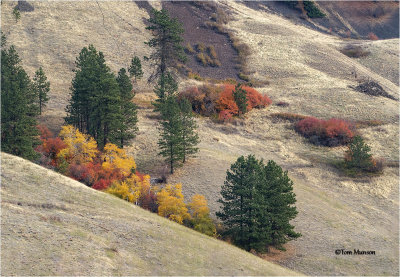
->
[0, 152, 300, 276]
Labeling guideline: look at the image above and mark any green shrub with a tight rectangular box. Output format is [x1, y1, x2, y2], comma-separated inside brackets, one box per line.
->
[303, 1, 326, 18]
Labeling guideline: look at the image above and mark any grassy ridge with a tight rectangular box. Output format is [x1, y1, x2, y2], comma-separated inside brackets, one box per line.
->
[1, 152, 301, 276]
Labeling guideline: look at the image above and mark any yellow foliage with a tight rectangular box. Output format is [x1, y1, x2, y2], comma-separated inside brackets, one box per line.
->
[102, 143, 136, 177]
[157, 184, 191, 224]
[189, 194, 210, 218]
[106, 174, 151, 204]
[57, 125, 98, 164]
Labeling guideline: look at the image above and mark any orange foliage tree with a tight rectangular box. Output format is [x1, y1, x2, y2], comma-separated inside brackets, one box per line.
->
[36, 125, 67, 167]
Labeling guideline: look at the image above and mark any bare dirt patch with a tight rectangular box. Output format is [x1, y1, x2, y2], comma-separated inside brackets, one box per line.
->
[162, 1, 239, 80]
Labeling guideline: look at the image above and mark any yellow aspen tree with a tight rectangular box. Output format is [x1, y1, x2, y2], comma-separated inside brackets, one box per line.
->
[102, 143, 136, 177]
[157, 184, 191, 224]
[57, 125, 98, 164]
[189, 194, 210, 218]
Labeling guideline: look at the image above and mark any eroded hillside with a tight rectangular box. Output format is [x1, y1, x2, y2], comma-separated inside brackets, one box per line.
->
[1, 1, 399, 276]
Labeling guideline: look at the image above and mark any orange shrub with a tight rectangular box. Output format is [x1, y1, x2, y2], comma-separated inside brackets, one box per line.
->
[295, 117, 355, 146]
[216, 84, 272, 116]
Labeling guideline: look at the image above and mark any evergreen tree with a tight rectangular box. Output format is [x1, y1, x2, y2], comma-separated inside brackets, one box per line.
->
[178, 98, 199, 163]
[158, 95, 184, 174]
[115, 68, 138, 148]
[33, 67, 50, 115]
[65, 45, 122, 149]
[1, 43, 39, 160]
[344, 135, 373, 171]
[260, 160, 301, 250]
[217, 155, 300, 252]
[145, 8, 186, 83]
[152, 72, 178, 112]
[128, 56, 143, 82]
[233, 83, 248, 116]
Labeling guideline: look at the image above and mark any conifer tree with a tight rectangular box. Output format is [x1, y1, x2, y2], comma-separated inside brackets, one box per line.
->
[158, 95, 184, 174]
[344, 135, 373, 171]
[115, 68, 138, 147]
[65, 45, 123, 149]
[128, 56, 143, 82]
[1, 42, 39, 160]
[145, 8, 186, 84]
[33, 67, 50, 115]
[233, 83, 248, 116]
[217, 155, 300, 252]
[152, 72, 178, 112]
[178, 98, 199, 163]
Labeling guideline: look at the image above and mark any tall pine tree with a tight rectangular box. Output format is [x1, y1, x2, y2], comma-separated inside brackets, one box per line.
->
[178, 98, 199, 163]
[145, 8, 186, 85]
[128, 56, 143, 83]
[217, 155, 300, 252]
[1, 41, 40, 160]
[65, 45, 123, 149]
[33, 67, 50, 115]
[115, 68, 138, 148]
[158, 95, 184, 174]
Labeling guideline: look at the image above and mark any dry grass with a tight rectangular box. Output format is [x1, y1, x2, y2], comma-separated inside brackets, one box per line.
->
[1, 153, 300, 276]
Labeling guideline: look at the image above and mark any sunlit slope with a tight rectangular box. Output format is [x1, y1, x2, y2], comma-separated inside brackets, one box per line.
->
[1, 153, 301, 276]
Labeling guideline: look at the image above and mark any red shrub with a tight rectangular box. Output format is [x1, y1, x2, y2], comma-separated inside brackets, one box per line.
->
[92, 179, 111, 190]
[37, 125, 53, 140]
[367, 32, 379, 40]
[295, 117, 354, 146]
[36, 125, 67, 167]
[139, 190, 159, 213]
[218, 110, 234, 122]
[68, 163, 92, 185]
[217, 87, 239, 115]
[245, 86, 272, 109]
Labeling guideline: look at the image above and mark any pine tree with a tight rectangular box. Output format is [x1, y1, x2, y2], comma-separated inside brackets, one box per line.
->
[128, 56, 143, 82]
[65, 45, 123, 149]
[1, 43, 40, 160]
[260, 160, 301, 250]
[344, 135, 373, 171]
[178, 98, 199, 163]
[158, 95, 184, 174]
[152, 72, 178, 112]
[115, 68, 138, 148]
[233, 83, 248, 116]
[217, 155, 301, 252]
[33, 67, 50, 115]
[145, 8, 186, 83]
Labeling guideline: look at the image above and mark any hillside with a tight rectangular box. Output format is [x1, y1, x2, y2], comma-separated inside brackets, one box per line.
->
[1, 1, 399, 276]
[1, 152, 300, 276]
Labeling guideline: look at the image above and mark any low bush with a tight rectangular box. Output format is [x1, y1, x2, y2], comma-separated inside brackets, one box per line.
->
[185, 43, 196, 54]
[367, 32, 379, 40]
[217, 84, 272, 116]
[276, 101, 290, 107]
[337, 136, 384, 177]
[179, 84, 272, 121]
[340, 45, 370, 58]
[270, 112, 307, 122]
[295, 117, 355, 146]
